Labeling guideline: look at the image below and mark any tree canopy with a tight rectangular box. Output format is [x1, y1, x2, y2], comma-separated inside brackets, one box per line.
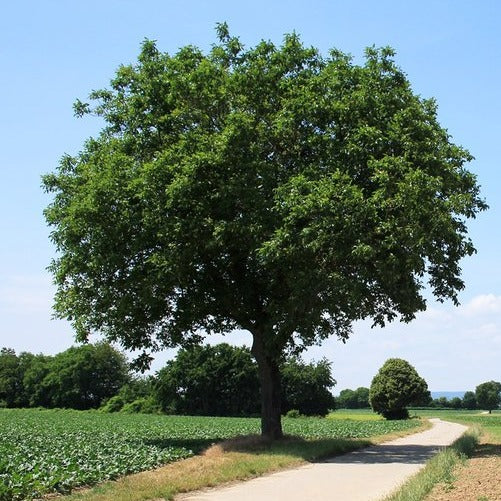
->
[0, 343, 129, 410]
[43, 25, 486, 438]
[462, 391, 477, 410]
[369, 358, 429, 419]
[337, 387, 370, 409]
[475, 381, 501, 413]
[154, 343, 335, 417]
[0, 348, 23, 407]
[155, 344, 260, 417]
[281, 356, 336, 415]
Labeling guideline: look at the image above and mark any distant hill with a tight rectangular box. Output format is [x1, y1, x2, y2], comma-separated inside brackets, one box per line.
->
[431, 391, 466, 400]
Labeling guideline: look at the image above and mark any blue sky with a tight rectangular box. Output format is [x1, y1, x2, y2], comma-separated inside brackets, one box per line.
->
[1, 1, 499, 391]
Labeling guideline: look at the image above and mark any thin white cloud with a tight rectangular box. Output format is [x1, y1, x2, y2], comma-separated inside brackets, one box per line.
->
[461, 294, 501, 316]
[417, 306, 453, 322]
[301, 294, 501, 391]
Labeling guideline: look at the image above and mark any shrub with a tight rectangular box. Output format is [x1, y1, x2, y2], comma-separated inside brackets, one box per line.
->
[120, 397, 160, 414]
[100, 395, 125, 413]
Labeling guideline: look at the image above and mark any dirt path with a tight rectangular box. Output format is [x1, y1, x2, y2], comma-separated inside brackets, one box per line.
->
[177, 419, 468, 501]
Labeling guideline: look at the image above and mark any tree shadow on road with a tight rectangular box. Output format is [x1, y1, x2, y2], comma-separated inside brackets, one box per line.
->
[203, 434, 374, 462]
[146, 432, 442, 467]
[324, 443, 444, 465]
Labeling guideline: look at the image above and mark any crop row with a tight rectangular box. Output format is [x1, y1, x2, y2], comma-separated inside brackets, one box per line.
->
[0, 408, 420, 500]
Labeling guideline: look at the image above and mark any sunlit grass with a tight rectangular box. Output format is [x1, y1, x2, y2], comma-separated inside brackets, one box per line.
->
[387, 410, 501, 501]
[328, 409, 383, 421]
[64, 436, 374, 501]
[384, 427, 480, 501]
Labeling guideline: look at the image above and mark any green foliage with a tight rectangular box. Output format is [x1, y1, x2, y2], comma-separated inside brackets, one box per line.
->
[285, 409, 301, 418]
[120, 396, 160, 414]
[280, 357, 336, 416]
[0, 348, 21, 407]
[0, 408, 421, 500]
[155, 344, 260, 417]
[0, 344, 130, 411]
[22, 354, 52, 407]
[154, 344, 336, 417]
[43, 343, 130, 410]
[43, 26, 486, 437]
[99, 395, 125, 412]
[0, 349, 41, 408]
[425, 395, 475, 409]
[462, 391, 477, 410]
[101, 376, 156, 412]
[337, 387, 370, 409]
[369, 358, 429, 419]
[117, 377, 155, 402]
[475, 380, 501, 413]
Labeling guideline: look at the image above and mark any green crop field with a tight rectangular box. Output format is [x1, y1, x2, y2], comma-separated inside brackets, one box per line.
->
[0, 408, 421, 500]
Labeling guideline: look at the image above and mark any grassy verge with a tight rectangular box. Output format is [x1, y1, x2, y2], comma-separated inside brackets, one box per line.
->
[64, 421, 429, 501]
[420, 413, 501, 501]
[383, 426, 480, 501]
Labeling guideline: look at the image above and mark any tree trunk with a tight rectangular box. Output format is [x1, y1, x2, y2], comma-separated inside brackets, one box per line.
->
[251, 333, 283, 440]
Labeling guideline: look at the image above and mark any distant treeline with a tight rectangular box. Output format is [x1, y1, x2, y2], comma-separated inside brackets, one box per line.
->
[0, 343, 129, 410]
[426, 393, 478, 409]
[336, 387, 370, 408]
[0, 343, 337, 417]
[3, 343, 493, 415]
[335, 387, 480, 410]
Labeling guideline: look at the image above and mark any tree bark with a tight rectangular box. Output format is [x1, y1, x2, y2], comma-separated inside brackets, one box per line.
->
[251, 333, 283, 440]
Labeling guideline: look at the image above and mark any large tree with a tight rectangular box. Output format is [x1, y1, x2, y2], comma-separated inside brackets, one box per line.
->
[43, 25, 486, 438]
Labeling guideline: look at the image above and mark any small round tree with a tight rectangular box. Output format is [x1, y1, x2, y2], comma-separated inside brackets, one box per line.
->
[369, 358, 429, 419]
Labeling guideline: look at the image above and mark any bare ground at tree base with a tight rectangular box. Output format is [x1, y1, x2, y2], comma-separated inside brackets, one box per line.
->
[425, 442, 501, 501]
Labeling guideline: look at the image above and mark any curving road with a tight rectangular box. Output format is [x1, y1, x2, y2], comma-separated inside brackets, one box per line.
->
[177, 418, 468, 501]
